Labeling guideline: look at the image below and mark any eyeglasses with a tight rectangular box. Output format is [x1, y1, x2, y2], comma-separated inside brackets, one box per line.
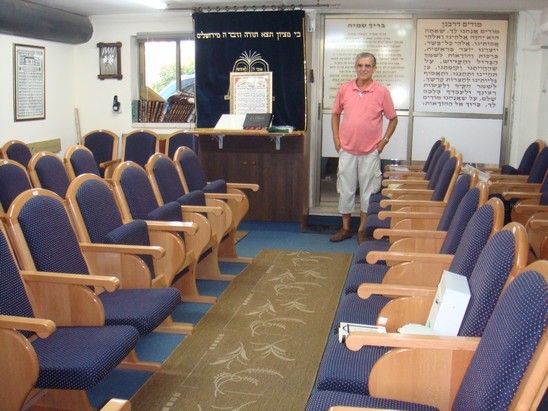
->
[356, 64, 374, 69]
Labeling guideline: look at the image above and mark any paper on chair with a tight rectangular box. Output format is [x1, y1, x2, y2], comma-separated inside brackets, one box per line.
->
[338, 322, 386, 343]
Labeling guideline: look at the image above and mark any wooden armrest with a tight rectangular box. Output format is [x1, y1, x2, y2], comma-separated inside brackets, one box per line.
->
[502, 191, 541, 201]
[378, 211, 443, 221]
[20, 270, 121, 292]
[100, 399, 132, 411]
[0, 315, 56, 338]
[226, 182, 260, 192]
[382, 179, 429, 187]
[366, 251, 453, 265]
[513, 204, 548, 214]
[357, 283, 436, 299]
[529, 218, 548, 229]
[145, 220, 198, 235]
[79, 242, 165, 259]
[99, 159, 121, 168]
[490, 182, 541, 192]
[381, 188, 433, 196]
[345, 332, 480, 351]
[180, 204, 223, 216]
[379, 199, 442, 208]
[373, 228, 447, 240]
[488, 174, 529, 182]
[204, 192, 244, 202]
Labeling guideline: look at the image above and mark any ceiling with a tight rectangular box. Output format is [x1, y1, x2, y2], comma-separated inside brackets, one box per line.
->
[25, 0, 548, 17]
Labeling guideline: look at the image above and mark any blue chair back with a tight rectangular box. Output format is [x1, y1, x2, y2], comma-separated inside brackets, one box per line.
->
[18, 194, 89, 274]
[152, 156, 187, 203]
[176, 148, 209, 191]
[430, 154, 458, 201]
[422, 138, 443, 173]
[0, 161, 32, 213]
[509, 140, 542, 175]
[83, 130, 117, 178]
[446, 199, 499, 279]
[119, 164, 162, 219]
[0, 228, 36, 338]
[123, 131, 158, 168]
[426, 150, 450, 190]
[166, 132, 199, 159]
[436, 173, 471, 231]
[424, 144, 445, 182]
[33, 154, 71, 198]
[69, 148, 101, 177]
[527, 147, 548, 184]
[5, 141, 33, 168]
[453, 270, 547, 410]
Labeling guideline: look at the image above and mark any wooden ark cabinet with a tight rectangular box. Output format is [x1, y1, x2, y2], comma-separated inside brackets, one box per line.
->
[196, 131, 306, 223]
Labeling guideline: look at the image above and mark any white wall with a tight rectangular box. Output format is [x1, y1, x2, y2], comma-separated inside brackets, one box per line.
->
[0, 9, 545, 166]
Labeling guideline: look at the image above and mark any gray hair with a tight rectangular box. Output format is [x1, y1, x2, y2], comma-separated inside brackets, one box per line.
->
[355, 52, 376, 67]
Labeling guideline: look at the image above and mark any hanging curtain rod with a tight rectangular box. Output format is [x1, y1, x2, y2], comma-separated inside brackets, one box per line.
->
[170, 3, 338, 13]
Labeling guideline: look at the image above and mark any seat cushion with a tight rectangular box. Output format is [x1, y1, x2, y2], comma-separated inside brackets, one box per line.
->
[353, 240, 390, 265]
[315, 334, 390, 394]
[344, 264, 390, 295]
[363, 213, 391, 239]
[203, 179, 227, 194]
[99, 288, 180, 336]
[332, 293, 393, 333]
[32, 325, 139, 390]
[306, 390, 437, 411]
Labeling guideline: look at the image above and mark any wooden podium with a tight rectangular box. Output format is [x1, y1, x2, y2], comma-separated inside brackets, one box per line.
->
[190, 129, 306, 223]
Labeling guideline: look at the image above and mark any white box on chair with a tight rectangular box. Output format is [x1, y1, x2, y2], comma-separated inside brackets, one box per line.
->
[426, 270, 471, 336]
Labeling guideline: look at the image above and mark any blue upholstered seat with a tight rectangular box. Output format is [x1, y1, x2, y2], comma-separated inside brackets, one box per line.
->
[353, 173, 472, 266]
[15, 193, 180, 337]
[123, 130, 158, 168]
[500, 139, 542, 175]
[68, 146, 101, 177]
[0, 225, 139, 393]
[3, 140, 33, 168]
[315, 225, 522, 397]
[308, 269, 546, 411]
[175, 147, 227, 194]
[166, 131, 199, 159]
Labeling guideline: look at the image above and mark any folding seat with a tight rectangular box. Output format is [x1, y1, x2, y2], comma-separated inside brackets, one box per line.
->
[504, 172, 548, 226]
[307, 261, 547, 411]
[0, 139, 33, 168]
[363, 153, 462, 239]
[314, 221, 528, 398]
[27, 151, 71, 198]
[5, 188, 187, 349]
[344, 184, 494, 295]
[336, 198, 505, 328]
[164, 130, 199, 159]
[0, 223, 139, 410]
[65, 173, 200, 311]
[64, 144, 102, 180]
[121, 129, 160, 169]
[81, 129, 120, 178]
[111, 161, 219, 302]
[353, 173, 483, 266]
[0, 159, 33, 215]
[174, 146, 259, 261]
[146, 152, 239, 272]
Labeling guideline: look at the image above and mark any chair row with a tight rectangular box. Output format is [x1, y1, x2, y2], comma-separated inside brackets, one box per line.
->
[306, 139, 547, 410]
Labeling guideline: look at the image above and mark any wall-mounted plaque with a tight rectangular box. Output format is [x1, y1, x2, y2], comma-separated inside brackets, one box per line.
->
[97, 42, 123, 80]
[14, 44, 45, 121]
[229, 72, 272, 114]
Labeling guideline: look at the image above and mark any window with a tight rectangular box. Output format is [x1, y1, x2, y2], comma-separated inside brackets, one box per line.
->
[136, 34, 195, 124]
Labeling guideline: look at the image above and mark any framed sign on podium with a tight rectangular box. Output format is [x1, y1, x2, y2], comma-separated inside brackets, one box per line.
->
[229, 72, 272, 114]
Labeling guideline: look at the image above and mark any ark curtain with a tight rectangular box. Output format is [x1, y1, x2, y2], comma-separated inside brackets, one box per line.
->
[193, 11, 306, 130]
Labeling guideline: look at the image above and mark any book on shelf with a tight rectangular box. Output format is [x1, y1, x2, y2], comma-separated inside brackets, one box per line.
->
[243, 113, 273, 130]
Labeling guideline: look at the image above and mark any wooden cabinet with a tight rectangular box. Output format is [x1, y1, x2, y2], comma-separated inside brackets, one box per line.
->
[196, 132, 306, 222]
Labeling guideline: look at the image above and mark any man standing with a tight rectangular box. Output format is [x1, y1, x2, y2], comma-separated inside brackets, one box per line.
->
[330, 52, 398, 244]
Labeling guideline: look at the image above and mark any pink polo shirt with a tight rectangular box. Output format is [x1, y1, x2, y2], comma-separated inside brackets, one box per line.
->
[332, 80, 397, 155]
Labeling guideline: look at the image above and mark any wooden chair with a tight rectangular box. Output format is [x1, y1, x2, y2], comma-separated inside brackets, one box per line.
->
[65, 173, 200, 313]
[27, 151, 71, 198]
[174, 146, 259, 261]
[308, 261, 547, 411]
[0, 139, 33, 168]
[64, 144, 102, 181]
[482, 138, 545, 176]
[5, 188, 190, 345]
[526, 211, 548, 262]
[0, 222, 140, 411]
[504, 172, 548, 226]
[101, 399, 132, 411]
[81, 129, 120, 178]
[121, 129, 160, 169]
[146, 152, 238, 269]
[383, 137, 445, 176]
[111, 161, 218, 303]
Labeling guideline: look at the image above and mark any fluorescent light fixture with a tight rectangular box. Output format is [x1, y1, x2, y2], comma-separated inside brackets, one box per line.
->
[132, 0, 167, 10]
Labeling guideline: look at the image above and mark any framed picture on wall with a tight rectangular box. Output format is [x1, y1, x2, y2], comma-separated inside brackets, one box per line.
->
[13, 43, 45, 121]
[97, 42, 122, 80]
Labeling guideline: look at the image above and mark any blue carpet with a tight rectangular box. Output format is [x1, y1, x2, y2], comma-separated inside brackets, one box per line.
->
[88, 221, 358, 407]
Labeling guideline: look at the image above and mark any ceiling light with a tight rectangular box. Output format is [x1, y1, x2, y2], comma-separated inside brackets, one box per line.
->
[132, 0, 167, 10]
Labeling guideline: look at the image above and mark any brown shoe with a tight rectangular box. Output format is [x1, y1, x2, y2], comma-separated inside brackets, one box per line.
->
[358, 230, 368, 244]
[330, 228, 352, 242]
